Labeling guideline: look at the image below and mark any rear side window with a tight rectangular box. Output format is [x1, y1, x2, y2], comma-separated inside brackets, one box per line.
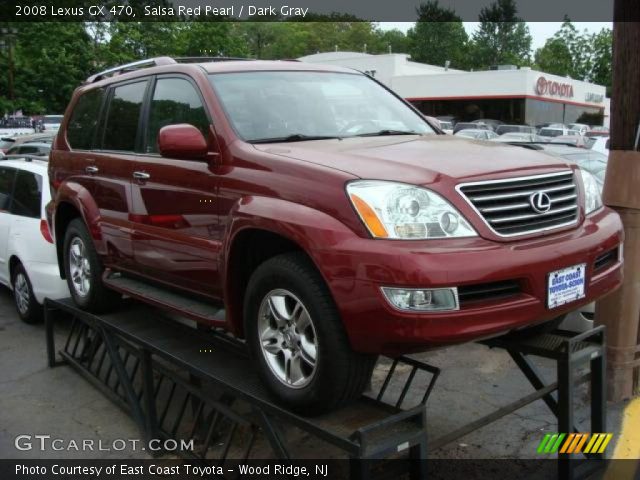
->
[11, 171, 42, 219]
[67, 88, 105, 150]
[0, 167, 16, 211]
[145, 78, 210, 153]
[102, 81, 148, 151]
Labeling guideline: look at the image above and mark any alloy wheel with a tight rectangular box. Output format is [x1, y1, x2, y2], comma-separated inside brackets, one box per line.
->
[69, 237, 91, 297]
[14, 272, 30, 315]
[257, 289, 318, 389]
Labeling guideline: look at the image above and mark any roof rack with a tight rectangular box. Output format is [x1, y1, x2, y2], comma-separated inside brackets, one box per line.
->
[85, 57, 177, 84]
[174, 56, 251, 63]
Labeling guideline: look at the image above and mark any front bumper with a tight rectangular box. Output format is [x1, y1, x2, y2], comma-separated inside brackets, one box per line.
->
[313, 207, 623, 355]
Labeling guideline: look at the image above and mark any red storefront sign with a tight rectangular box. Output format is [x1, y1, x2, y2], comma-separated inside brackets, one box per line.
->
[535, 76, 574, 98]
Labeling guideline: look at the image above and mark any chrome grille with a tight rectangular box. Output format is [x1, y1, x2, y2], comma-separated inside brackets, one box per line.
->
[457, 171, 578, 237]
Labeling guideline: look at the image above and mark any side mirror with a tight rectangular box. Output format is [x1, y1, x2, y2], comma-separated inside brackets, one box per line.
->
[158, 124, 208, 160]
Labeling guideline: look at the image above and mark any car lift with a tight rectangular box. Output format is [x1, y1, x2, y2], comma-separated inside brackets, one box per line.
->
[45, 298, 606, 479]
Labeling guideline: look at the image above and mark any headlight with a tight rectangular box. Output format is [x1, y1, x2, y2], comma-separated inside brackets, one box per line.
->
[580, 170, 603, 215]
[346, 180, 477, 239]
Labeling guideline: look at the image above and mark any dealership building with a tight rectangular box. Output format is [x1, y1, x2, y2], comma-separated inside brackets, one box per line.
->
[299, 52, 609, 127]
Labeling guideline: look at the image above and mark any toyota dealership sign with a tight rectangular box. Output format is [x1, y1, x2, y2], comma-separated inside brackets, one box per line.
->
[535, 76, 575, 98]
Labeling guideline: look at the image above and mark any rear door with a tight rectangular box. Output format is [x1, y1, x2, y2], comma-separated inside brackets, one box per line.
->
[129, 75, 221, 298]
[0, 167, 16, 284]
[79, 80, 149, 271]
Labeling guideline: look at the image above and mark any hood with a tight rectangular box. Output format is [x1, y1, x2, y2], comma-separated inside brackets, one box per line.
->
[253, 135, 573, 185]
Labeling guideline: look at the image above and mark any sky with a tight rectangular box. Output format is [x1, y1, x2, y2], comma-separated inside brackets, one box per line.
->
[379, 22, 612, 50]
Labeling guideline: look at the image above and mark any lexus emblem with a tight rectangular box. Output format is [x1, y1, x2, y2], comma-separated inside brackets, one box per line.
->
[530, 191, 552, 213]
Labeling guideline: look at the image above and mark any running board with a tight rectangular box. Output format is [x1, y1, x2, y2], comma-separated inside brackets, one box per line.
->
[103, 272, 226, 326]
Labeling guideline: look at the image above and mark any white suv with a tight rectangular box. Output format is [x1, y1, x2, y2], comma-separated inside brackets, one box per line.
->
[0, 158, 69, 323]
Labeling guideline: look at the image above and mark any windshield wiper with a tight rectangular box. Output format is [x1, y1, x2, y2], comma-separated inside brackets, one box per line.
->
[250, 134, 342, 144]
[354, 129, 420, 137]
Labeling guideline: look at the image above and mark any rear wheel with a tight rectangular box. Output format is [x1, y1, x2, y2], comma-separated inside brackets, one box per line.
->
[12, 263, 42, 324]
[244, 252, 377, 415]
[63, 218, 120, 312]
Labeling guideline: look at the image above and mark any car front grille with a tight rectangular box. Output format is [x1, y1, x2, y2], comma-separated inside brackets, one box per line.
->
[457, 171, 578, 237]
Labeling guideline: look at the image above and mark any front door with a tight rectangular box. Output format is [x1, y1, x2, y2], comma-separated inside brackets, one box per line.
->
[129, 76, 221, 299]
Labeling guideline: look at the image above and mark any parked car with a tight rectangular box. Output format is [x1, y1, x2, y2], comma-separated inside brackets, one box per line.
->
[495, 125, 536, 136]
[567, 123, 590, 136]
[471, 119, 504, 131]
[49, 58, 623, 413]
[454, 129, 498, 140]
[436, 115, 457, 126]
[549, 135, 593, 149]
[586, 126, 610, 138]
[439, 121, 454, 135]
[0, 132, 56, 154]
[453, 122, 491, 134]
[491, 132, 544, 143]
[6, 142, 51, 157]
[590, 137, 610, 156]
[538, 127, 579, 138]
[0, 158, 69, 323]
[42, 115, 64, 133]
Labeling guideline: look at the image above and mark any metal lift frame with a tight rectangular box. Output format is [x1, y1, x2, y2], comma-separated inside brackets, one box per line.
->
[45, 298, 606, 479]
[45, 298, 440, 480]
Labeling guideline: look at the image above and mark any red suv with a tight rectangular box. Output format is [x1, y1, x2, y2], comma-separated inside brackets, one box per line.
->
[48, 57, 623, 413]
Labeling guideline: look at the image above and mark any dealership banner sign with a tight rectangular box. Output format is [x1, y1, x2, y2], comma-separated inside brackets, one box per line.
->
[535, 76, 575, 99]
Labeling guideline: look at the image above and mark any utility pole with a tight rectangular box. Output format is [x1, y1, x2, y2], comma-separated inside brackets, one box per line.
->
[595, 5, 640, 400]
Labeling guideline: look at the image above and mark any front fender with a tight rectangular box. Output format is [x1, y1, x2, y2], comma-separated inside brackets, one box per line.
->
[222, 195, 363, 333]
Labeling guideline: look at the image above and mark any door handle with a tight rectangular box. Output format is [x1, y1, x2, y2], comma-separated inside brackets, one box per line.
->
[85, 166, 99, 174]
[133, 171, 151, 181]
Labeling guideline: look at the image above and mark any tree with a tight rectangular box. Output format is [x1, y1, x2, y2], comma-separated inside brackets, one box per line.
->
[533, 37, 573, 77]
[590, 28, 613, 94]
[407, 1, 469, 68]
[470, 0, 532, 69]
[9, 22, 95, 113]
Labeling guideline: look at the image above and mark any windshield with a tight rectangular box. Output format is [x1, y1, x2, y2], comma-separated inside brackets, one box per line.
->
[209, 71, 434, 143]
[0, 138, 15, 149]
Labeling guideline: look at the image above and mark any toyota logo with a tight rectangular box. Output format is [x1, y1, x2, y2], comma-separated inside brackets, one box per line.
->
[536, 76, 548, 95]
[530, 191, 552, 213]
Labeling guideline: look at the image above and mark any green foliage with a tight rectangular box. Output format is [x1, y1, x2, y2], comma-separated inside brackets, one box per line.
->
[533, 20, 612, 94]
[407, 1, 469, 69]
[534, 37, 573, 77]
[470, 0, 532, 68]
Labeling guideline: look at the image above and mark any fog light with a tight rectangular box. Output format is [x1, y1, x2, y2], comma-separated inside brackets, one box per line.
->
[381, 286, 459, 312]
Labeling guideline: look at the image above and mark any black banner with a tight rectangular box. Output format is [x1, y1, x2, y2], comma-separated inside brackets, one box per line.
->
[2, 459, 640, 480]
[0, 0, 632, 22]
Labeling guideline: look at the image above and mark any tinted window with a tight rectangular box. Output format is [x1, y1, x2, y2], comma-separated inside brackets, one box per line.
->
[11, 171, 42, 219]
[0, 167, 16, 211]
[103, 81, 147, 151]
[67, 88, 105, 150]
[146, 78, 209, 153]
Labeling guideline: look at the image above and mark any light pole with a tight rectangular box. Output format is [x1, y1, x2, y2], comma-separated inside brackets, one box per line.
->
[0, 27, 18, 103]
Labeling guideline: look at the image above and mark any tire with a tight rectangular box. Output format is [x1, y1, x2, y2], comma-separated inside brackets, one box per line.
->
[244, 252, 377, 415]
[63, 218, 120, 312]
[12, 263, 42, 324]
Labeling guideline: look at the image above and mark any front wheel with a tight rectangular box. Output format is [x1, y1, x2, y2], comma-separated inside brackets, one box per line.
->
[63, 218, 120, 313]
[244, 252, 377, 415]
